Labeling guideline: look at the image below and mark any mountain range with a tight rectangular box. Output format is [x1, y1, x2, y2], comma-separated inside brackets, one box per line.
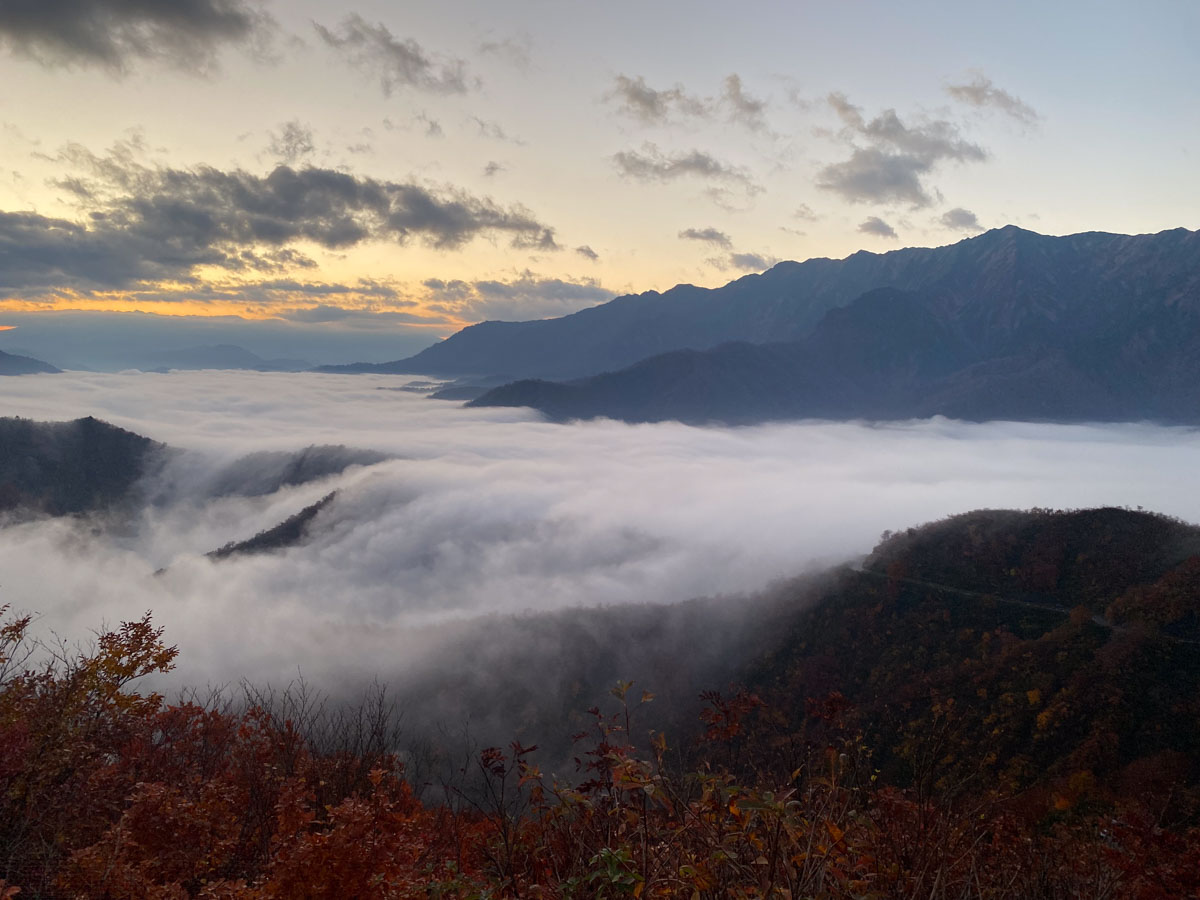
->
[143, 344, 312, 372]
[462, 226, 1200, 424]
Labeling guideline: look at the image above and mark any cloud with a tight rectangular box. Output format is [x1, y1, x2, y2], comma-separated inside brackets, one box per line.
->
[722, 74, 768, 132]
[607, 73, 770, 132]
[816, 93, 987, 207]
[276, 305, 433, 326]
[415, 112, 443, 139]
[3, 370, 1199, 706]
[858, 216, 898, 239]
[423, 271, 613, 320]
[0, 147, 559, 294]
[612, 144, 758, 193]
[574, 245, 599, 261]
[470, 117, 523, 145]
[793, 204, 818, 222]
[477, 34, 532, 71]
[678, 227, 732, 248]
[947, 75, 1039, 124]
[482, 161, 504, 178]
[728, 251, 776, 270]
[314, 13, 471, 96]
[939, 207, 983, 232]
[606, 75, 710, 124]
[267, 121, 315, 164]
[0, 0, 274, 73]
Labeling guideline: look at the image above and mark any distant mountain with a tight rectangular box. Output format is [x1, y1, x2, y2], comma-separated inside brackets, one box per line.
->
[145, 344, 311, 372]
[0, 417, 165, 517]
[319, 226, 1200, 384]
[472, 227, 1200, 424]
[0, 348, 59, 375]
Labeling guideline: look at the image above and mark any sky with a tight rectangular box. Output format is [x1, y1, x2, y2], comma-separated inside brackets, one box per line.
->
[6, 370, 1200, 702]
[1, 0, 1198, 365]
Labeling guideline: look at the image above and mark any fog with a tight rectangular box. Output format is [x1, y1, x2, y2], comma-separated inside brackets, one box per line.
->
[4, 370, 1200, 732]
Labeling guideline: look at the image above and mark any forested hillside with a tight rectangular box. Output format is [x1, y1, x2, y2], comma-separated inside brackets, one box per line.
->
[3, 507, 1200, 897]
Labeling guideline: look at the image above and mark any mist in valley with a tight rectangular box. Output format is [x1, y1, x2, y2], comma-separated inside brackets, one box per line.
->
[4, 369, 1200, 759]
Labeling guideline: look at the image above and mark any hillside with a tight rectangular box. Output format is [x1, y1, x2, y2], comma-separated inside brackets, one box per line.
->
[6, 506, 1200, 897]
[207, 492, 337, 560]
[0, 416, 165, 516]
[0, 348, 59, 375]
[324, 225, 1200, 384]
[743, 507, 1200, 809]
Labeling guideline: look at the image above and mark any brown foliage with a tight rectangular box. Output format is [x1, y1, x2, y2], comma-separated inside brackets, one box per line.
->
[1, 605, 1199, 898]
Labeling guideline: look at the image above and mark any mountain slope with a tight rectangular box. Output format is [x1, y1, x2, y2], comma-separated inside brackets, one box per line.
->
[0, 348, 60, 375]
[323, 225, 1200, 381]
[470, 231, 1200, 425]
[0, 417, 165, 516]
[743, 507, 1200, 805]
[207, 492, 337, 560]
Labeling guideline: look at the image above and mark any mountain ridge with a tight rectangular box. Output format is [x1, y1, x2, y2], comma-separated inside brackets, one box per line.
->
[468, 226, 1200, 425]
[320, 225, 1198, 383]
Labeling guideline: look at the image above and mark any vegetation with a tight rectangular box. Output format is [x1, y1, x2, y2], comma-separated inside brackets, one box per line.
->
[0, 417, 163, 518]
[4, 506, 1200, 897]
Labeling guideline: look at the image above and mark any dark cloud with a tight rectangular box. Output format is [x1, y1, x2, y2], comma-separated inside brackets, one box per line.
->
[728, 251, 776, 271]
[0, 0, 273, 73]
[947, 75, 1039, 125]
[817, 93, 987, 207]
[613, 144, 757, 193]
[424, 272, 613, 320]
[939, 207, 983, 232]
[858, 216, 898, 239]
[678, 227, 732, 248]
[267, 121, 315, 164]
[574, 245, 599, 261]
[315, 14, 471, 96]
[0, 150, 559, 294]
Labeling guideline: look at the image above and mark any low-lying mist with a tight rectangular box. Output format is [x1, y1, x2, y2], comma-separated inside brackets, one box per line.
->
[4, 370, 1200, 754]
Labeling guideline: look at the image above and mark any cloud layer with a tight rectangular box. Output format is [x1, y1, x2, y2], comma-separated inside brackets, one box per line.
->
[3, 371, 1200, 698]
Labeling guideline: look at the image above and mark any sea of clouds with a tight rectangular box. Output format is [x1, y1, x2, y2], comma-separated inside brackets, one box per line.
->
[4, 370, 1200, 699]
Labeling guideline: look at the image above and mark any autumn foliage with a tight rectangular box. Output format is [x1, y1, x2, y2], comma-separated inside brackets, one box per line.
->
[2, 599, 1199, 899]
